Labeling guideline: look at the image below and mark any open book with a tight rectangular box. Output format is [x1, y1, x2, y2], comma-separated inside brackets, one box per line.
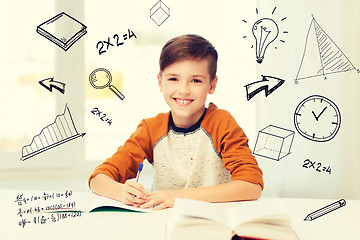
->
[168, 198, 298, 240]
[45, 192, 153, 213]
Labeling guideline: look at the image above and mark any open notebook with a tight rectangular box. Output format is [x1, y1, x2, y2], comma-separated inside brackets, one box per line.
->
[44, 192, 153, 213]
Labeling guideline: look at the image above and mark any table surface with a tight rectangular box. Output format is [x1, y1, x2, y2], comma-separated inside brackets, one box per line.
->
[1, 189, 359, 240]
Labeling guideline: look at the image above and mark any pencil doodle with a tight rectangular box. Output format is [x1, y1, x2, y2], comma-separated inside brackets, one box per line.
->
[295, 16, 357, 83]
[96, 29, 137, 55]
[294, 95, 341, 142]
[39, 77, 66, 94]
[253, 125, 295, 161]
[302, 158, 332, 175]
[242, 7, 288, 64]
[89, 68, 125, 100]
[150, 0, 170, 26]
[244, 75, 285, 101]
[20, 104, 86, 161]
[36, 12, 87, 51]
[304, 199, 346, 221]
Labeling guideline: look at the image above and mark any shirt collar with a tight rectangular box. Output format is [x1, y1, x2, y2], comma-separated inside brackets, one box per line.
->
[169, 108, 207, 134]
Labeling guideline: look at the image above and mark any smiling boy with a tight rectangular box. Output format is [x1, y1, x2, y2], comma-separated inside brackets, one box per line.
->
[89, 34, 263, 210]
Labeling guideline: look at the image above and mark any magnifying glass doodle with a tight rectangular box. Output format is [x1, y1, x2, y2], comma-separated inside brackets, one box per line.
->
[89, 68, 125, 100]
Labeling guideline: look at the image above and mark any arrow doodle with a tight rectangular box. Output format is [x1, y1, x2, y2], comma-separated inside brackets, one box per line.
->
[39, 77, 66, 94]
[244, 75, 285, 101]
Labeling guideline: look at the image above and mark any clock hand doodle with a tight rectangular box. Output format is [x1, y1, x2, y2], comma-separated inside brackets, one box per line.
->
[312, 107, 328, 121]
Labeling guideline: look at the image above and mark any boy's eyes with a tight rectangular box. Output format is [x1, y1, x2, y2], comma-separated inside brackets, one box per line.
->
[166, 77, 202, 83]
[192, 79, 202, 83]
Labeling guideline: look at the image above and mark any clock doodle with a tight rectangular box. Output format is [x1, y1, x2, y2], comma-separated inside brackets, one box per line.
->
[294, 95, 341, 142]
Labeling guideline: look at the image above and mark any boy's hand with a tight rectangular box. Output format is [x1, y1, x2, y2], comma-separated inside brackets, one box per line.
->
[140, 190, 176, 210]
[119, 179, 147, 207]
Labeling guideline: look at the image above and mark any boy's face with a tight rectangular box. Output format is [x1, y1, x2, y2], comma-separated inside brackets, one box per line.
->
[158, 58, 217, 128]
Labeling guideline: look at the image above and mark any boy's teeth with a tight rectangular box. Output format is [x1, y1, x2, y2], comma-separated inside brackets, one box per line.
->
[176, 99, 191, 104]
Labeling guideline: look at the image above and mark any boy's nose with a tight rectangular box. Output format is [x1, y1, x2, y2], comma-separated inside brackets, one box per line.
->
[179, 82, 191, 95]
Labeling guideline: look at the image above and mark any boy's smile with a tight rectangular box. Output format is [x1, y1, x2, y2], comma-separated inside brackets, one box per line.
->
[174, 98, 193, 106]
[158, 58, 217, 129]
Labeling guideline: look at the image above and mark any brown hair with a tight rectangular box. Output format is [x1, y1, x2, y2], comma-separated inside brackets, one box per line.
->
[159, 34, 218, 81]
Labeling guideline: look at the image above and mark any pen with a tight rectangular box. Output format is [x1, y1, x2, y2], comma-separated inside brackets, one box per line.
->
[131, 163, 144, 201]
[135, 163, 144, 182]
[304, 199, 346, 221]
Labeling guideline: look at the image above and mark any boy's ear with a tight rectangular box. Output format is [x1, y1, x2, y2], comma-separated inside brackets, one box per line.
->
[157, 73, 164, 92]
[208, 76, 218, 94]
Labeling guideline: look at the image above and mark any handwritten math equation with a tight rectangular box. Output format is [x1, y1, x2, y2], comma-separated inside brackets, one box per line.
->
[14, 190, 81, 228]
[15, 190, 73, 205]
[302, 159, 332, 175]
[91, 107, 112, 126]
[96, 28, 137, 55]
[18, 211, 81, 229]
[17, 201, 76, 217]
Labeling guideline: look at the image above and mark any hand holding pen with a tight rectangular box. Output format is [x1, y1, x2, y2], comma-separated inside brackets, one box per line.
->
[120, 163, 146, 206]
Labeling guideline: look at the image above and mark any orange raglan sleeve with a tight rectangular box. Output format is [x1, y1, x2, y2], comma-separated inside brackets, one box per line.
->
[206, 107, 264, 189]
[88, 119, 154, 185]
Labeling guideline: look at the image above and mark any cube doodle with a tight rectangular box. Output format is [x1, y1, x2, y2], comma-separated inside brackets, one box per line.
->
[253, 125, 295, 161]
[150, 0, 170, 26]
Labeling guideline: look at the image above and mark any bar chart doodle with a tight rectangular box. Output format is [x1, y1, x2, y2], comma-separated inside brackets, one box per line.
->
[304, 199, 346, 221]
[37, 12, 87, 51]
[295, 16, 357, 83]
[20, 104, 86, 161]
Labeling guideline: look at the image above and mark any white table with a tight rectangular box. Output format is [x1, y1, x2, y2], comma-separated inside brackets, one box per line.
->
[1, 189, 359, 240]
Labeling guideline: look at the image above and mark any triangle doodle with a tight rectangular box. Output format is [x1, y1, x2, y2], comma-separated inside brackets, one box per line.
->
[295, 16, 356, 82]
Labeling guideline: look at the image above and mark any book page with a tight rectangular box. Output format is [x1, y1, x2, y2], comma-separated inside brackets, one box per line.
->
[169, 217, 233, 240]
[234, 222, 298, 240]
[225, 200, 290, 229]
[172, 198, 228, 224]
[169, 199, 233, 240]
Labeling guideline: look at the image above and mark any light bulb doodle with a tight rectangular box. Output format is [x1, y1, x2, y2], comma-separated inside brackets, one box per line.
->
[252, 18, 279, 64]
[242, 7, 288, 64]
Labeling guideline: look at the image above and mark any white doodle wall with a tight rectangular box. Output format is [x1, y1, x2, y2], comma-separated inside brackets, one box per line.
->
[250, 0, 360, 200]
[0, 0, 359, 204]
